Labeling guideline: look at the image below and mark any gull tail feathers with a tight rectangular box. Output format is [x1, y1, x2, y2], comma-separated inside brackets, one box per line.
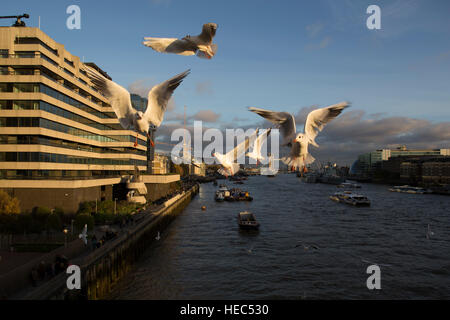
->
[230, 163, 241, 175]
[281, 156, 304, 170]
[281, 154, 315, 170]
[304, 153, 315, 165]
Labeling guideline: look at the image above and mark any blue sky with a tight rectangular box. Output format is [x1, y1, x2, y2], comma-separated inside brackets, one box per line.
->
[2, 0, 449, 163]
[3, 0, 450, 120]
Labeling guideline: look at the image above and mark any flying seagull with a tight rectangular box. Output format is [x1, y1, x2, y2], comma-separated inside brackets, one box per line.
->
[143, 23, 218, 59]
[213, 129, 259, 177]
[249, 102, 350, 172]
[84, 65, 190, 147]
[79, 224, 88, 245]
[246, 128, 272, 165]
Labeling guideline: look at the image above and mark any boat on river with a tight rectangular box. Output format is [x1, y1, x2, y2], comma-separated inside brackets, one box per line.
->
[228, 188, 253, 201]
[337, 182, 362, 189]
[330, 191, 371, 206]
[299, 172, 319, 183]
[388, 185, 431, 194]
[238, 211, 260, 230]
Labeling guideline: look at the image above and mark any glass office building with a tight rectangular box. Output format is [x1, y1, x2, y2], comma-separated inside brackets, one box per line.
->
[0, 26, 149, 212]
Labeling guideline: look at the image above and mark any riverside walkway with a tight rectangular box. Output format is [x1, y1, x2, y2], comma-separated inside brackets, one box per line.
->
[7, 185, 198, 300]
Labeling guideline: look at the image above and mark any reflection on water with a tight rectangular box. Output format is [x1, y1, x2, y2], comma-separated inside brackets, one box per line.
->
[109, 174, 450, 299]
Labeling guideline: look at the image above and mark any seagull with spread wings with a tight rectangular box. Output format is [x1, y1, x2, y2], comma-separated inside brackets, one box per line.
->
[249, 102, 350, 172]
[246, 128, 272, 165]
[143, 23, 218, 59]
[84, 66, 190, 147]
[213, 129, 259, 177]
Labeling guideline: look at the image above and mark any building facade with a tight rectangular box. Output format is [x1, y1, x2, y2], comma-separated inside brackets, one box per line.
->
[152, 153, 170, 175]
[0, 26, 149, 212]
[354, 146, 450, 176]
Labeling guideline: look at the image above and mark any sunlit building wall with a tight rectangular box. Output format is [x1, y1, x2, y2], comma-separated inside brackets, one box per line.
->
[0, 26, 148, 212]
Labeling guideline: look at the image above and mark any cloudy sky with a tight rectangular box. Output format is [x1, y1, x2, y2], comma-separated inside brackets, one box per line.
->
[3, 0, 449, 164]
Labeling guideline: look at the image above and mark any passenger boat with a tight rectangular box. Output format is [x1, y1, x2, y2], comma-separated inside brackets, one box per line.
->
[229, 188, 253, 201]
[330, 191, 371, 206]
[337, 182, 361, 189]
[299, 172, 319, 183]
[238, 211, 260, 230]
[388, 185, 431, 194]
[237, 191, 253, 201]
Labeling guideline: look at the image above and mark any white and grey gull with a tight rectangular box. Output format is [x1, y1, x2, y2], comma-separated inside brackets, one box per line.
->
[143, 23, 218, 59]
[249, 102, 350, 171]
[83, 65, 190, 147]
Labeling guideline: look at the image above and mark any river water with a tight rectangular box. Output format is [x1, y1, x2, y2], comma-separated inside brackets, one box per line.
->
[109, 174, 450, 299]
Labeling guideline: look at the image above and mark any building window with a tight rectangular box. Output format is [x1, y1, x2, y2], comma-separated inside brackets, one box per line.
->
[14, 51, 36, 58]
[13, 101, 39, 110]
[64, 58, 74, 67]
[14, 68, 34, 75]
[14, 37, 58, 56]
[0, 151, 146, 166]
[40, 53, 58, 67]
[13, 83, 39, 93]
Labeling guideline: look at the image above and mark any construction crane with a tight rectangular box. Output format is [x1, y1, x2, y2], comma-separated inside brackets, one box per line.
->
[0, 14, 29, 27]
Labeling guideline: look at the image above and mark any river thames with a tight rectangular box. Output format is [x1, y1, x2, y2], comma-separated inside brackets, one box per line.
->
[109, 174, 450, 299]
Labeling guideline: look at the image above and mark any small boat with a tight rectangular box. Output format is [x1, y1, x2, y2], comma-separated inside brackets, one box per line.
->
[228, 188, 253, 201]
[388, 185, 431, 194]
[237, 191, 253, 201]
[330, 191, 371, 206]
[337, 182, 362, 189]
[238, 211, 260, 230]
[299, 172, 318, 183]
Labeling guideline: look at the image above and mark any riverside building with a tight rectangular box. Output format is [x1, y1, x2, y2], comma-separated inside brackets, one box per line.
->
[0, 26, 178, 212]
[352, 145, 450, 176]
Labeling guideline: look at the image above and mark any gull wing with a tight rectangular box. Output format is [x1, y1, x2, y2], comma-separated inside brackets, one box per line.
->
[304, 102, 350, 147]
[144, 70, 190, 127]
[248, 107, 296, 146]
[225, 129, 259, 162]
[142, 37, 197, 56]
[83, 65, 136, 129]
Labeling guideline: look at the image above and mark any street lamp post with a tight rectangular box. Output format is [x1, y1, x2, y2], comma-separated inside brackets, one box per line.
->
[63, 228, 69, 248]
